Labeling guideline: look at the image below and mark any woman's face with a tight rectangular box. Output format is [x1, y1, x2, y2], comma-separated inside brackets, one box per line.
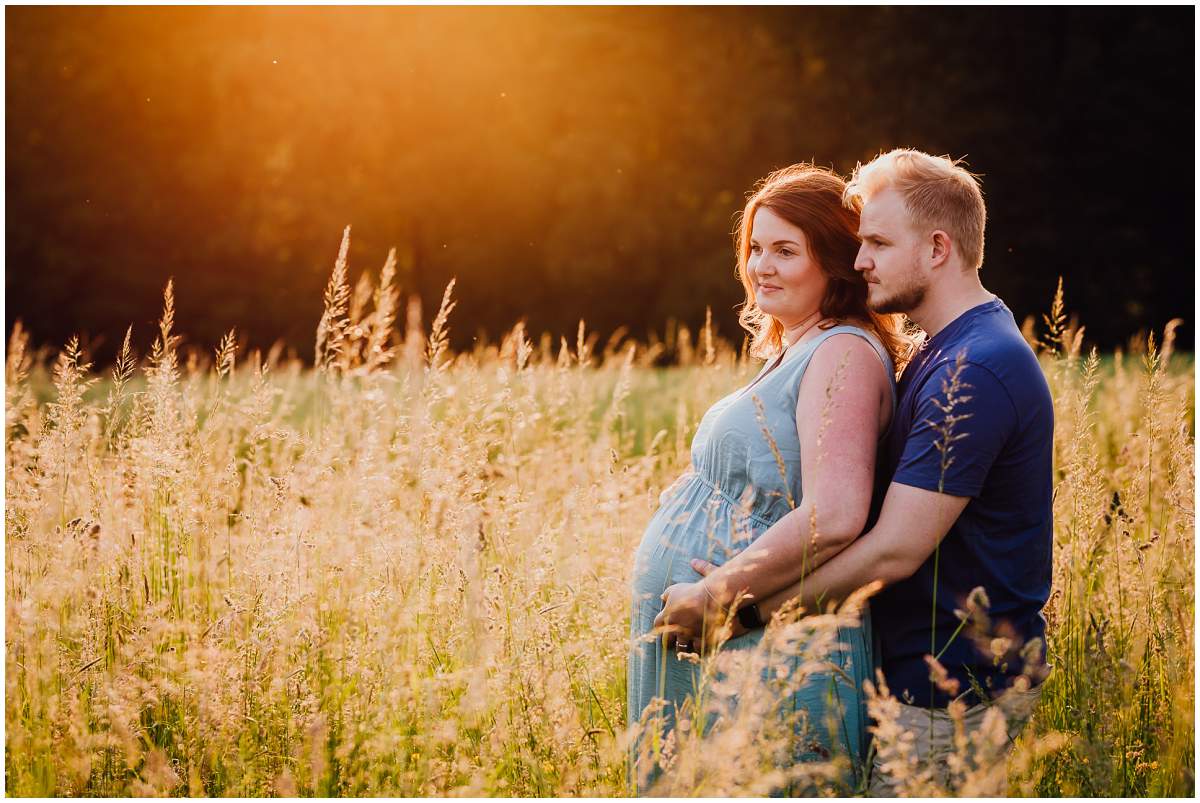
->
[747, 206, 828, 328]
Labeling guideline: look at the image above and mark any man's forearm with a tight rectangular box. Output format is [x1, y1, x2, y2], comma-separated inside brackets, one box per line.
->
[703, 500, 859, 610]
[754, 525, 897, 619]
[748, 483, 969, 623]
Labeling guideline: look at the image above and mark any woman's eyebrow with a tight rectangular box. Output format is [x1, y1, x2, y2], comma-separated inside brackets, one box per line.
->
[771, 239, 801, 247]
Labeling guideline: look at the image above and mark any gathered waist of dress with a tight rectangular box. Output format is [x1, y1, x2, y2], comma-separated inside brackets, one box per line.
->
[659, 466, 779, 529]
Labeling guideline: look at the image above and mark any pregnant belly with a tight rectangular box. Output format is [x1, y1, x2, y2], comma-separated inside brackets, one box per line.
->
[630, 476, 768, 606]
[631, 508, 704, 603]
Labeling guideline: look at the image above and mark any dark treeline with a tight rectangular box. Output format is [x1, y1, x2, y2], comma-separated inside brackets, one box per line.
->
[6, 6, 1194, 364]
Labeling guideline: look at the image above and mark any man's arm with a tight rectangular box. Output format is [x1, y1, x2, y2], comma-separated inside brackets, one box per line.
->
[753, 482, 969, 618]
[726, 356, 1013, 622]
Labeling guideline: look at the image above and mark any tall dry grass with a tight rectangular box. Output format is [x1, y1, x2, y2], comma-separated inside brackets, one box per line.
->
[5, 233, 1194, 795]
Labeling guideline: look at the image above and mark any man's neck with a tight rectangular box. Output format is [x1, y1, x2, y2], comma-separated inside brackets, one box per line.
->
[911, 273, 995, 339]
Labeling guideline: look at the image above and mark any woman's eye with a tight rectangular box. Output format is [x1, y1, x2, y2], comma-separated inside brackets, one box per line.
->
[778, 248, 793, 257]
[749, 245, 761, 254]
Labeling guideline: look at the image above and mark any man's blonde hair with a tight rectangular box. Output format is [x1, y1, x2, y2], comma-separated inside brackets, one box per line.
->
[844, 149, 987, 270]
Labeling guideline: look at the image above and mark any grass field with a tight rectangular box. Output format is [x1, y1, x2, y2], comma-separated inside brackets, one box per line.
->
[4, 256, 1194, 796]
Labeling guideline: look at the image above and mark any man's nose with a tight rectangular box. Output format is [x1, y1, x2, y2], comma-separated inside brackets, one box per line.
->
[853, 246, 871, 273]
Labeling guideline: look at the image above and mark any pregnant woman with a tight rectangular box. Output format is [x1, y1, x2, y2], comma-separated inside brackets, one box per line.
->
[627, 164, 910, 793]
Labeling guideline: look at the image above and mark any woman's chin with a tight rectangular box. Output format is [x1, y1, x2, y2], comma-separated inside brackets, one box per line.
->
[756, 296, 791, 317]
[755, 293, 780, 313]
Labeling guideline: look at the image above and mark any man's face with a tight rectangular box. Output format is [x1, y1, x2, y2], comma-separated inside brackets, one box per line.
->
[854, 187, 929, 315]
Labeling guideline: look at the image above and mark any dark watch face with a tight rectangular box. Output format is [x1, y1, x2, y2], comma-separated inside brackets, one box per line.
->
[737, 603, 764, 630]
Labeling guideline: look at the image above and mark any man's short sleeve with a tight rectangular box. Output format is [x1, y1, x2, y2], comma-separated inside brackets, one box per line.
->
[892, 359, 1017, 498]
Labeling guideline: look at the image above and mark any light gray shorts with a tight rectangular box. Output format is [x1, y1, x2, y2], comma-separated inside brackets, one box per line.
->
[867, 680, 1044, 797]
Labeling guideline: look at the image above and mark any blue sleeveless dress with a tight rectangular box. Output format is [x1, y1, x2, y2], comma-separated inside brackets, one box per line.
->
[627, 325, 896, 795]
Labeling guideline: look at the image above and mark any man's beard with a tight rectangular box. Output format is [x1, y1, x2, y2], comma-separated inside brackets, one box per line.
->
[868, 273, 927, 315]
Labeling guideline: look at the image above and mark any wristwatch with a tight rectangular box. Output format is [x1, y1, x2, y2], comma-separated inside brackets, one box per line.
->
[736, 601, 765, 630]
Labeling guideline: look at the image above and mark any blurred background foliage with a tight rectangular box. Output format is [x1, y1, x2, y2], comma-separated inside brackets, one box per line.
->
[6, 6, 1193, 363]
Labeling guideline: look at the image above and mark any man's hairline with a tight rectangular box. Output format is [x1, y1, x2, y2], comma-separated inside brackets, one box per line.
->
[856, 183, 979, 270]
[854, 184, 931, 243]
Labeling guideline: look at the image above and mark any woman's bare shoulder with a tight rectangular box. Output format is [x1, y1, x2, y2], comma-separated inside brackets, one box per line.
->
[801, 329, 890, 400]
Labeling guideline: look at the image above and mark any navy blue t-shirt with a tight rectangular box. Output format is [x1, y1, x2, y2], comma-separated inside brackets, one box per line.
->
[874, 298, 1053, 708]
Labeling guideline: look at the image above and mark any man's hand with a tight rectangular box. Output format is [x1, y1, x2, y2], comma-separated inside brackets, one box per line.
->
[653, 561, 756, 651]
[653, 581, 710, 651]
[691, 559, 750, 640]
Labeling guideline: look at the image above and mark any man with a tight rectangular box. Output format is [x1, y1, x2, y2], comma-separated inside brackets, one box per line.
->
[664, 148, 1053, 794]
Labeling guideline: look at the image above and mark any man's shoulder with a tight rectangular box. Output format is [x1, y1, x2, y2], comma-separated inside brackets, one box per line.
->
[906, 329, 1051, 431]
[946, 307, 1032, 357]
[910, 344, 1017, 397]
[920, 317, 1045, 393]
